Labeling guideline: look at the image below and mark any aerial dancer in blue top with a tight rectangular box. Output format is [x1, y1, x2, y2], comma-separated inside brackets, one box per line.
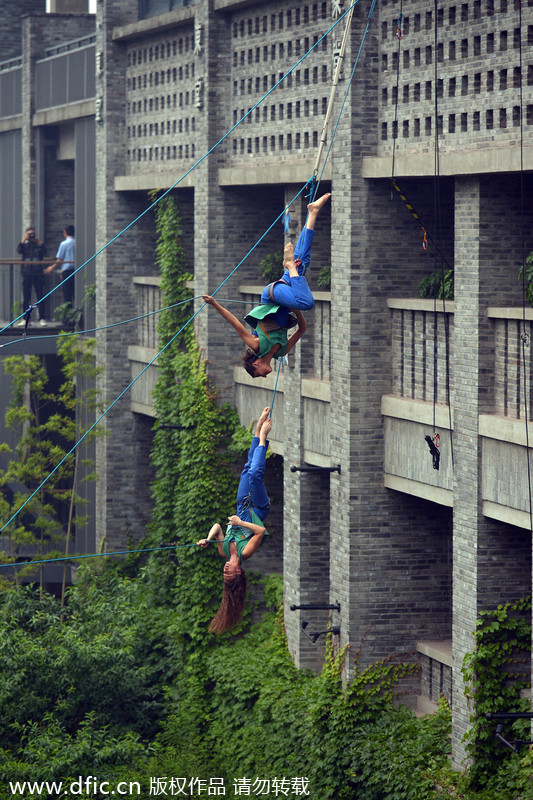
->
[202, 192, 331, 378]
[197, 406, 272, 633]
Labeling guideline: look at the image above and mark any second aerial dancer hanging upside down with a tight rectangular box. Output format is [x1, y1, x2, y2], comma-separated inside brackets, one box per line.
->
[202, 192, 331, 378]
[197, 407, 272, 633]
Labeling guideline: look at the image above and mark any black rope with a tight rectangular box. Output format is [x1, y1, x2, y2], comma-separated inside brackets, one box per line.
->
[517, 0, 533, 535]
[390, 0, 403, 187]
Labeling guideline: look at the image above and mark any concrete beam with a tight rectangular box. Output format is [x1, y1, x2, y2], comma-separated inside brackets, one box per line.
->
[112, 5, 194, 41]
[363, 146, 533, 179]
[33, 99, 95, 126]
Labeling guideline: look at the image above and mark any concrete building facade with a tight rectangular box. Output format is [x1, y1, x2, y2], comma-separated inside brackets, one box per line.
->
[1, 0, 533, 768]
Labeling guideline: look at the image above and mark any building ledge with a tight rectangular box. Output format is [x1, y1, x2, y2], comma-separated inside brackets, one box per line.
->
[131, 401, 156, 417]
[382, 395, 453, 429]
[214, 0, 264, 10]
[0, 115, 22, 133]
[33, 99, 95, 126]
[133, 275, 161, 287]
[479, 413, 533, 446]
[417, 639, 452, 668]
[384, 474, 453, 507]
[115, 170, 196, 192]
[363, 144, 533, 179]
[387, 297, 454, 313]
[218, 162, 331, 186]
[112, 5, 194, 41]
[483, 500, 533, 531]
[128, 345, 159, 365]
[487, 305, 533, 320]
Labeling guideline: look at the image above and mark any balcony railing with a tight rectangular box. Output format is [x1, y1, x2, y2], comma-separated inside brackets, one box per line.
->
[388, 300, 533, 424]
[388, 299, 454, 406]
[489, 307, 533, 420]
[0, 260, 64, 329]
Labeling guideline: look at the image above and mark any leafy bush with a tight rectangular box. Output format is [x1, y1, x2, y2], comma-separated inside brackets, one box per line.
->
[317, 264, 331, 289]
[418, 269, 454, 300]
[259, 251, 284, 283]
[519, 250, 533, 306]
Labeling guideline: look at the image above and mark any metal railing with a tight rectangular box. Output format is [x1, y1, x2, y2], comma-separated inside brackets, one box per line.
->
[0, 260, 65, 329]
[389, 299, 454, 406]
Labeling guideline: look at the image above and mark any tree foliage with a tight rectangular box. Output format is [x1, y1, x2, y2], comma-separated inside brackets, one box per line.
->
[0, 337, 101, 588]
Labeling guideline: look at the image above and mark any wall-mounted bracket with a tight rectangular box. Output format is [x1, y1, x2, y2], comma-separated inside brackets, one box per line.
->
[301, 619, 340, 643]
[290, 602, 340, 613]
[290, 464, 341, 474]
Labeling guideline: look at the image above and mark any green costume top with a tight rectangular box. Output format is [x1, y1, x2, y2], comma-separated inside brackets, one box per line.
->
[244, 303, 288, 359]
[222, 510, 269, 563]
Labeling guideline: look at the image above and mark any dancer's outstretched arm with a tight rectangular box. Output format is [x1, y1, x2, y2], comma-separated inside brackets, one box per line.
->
[203, 295, 258, 351]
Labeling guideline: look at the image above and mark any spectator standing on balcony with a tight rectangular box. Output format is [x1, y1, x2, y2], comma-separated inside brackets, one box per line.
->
[196, 407, 272, 633]
[16, 227, 47, 327]
[44, 225, 76, 320]
[202, 192, 331, 378]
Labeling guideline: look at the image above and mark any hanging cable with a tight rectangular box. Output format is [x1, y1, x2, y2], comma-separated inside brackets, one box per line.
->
[517, 0, 533, 534]
[0, 540, 224, 571]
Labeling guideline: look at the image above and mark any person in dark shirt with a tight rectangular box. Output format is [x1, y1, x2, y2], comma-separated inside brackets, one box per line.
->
[17, 227, 47, 326]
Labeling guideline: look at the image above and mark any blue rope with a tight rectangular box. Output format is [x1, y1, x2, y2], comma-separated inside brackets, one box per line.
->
[269, 359, 283, 419]
[0, 0, 360, 336]
[0, 540, 220, 570]
[0, 296, 254, 351]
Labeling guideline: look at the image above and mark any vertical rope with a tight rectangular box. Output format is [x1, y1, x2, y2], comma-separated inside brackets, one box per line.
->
[517, 0, 533, 534]
[391, 0, 403, 186]
[269, 359, 283, 418]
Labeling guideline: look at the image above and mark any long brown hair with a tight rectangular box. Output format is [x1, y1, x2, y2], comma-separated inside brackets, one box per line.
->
[241, 348, 258, 377]
[208, 571, 247, 634]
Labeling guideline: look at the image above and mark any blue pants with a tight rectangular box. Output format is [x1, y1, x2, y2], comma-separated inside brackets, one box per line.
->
[260, 227, 315, 311]
[236, 436, 270, 522]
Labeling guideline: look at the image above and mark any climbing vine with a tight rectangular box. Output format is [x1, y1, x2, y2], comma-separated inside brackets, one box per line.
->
[462, 595, 531, 785]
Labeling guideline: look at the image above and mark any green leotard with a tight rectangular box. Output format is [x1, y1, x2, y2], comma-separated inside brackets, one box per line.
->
[222, 510, 269, 563]
[244, 303, 288, 359]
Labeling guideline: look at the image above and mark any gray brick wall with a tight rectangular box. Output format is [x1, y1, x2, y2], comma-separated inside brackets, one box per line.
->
[95, 0, 157, 551]
[378, 0, 533, 157]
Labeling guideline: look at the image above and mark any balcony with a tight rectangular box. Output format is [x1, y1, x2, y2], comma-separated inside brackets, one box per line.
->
[382, 298, 533, 529]
[0, 260, 68, 341]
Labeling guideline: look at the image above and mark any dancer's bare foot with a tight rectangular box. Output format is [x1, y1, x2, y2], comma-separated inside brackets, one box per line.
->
[307, 192, 331, 216]
[255, 407, 271, 436]
[283, 241, 297, 275]
[259, 418, 272, 445]
[306, 193, 331, 230]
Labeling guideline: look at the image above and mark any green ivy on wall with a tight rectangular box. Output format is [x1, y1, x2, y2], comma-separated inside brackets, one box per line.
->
[462, 595, 532, 786]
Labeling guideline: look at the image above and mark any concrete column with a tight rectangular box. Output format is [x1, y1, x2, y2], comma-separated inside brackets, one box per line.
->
[452, 174, 533, 766]
[328, 1, 456, 685]
[95, 0, 156, 550]
[21, 16, 46, 232]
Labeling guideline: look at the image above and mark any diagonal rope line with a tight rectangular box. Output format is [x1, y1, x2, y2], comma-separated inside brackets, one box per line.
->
[0, 0, 360, 336]
[0, 296, 254, 351]
[0, 540, 222, 570]
[0, 182, 312, 535]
